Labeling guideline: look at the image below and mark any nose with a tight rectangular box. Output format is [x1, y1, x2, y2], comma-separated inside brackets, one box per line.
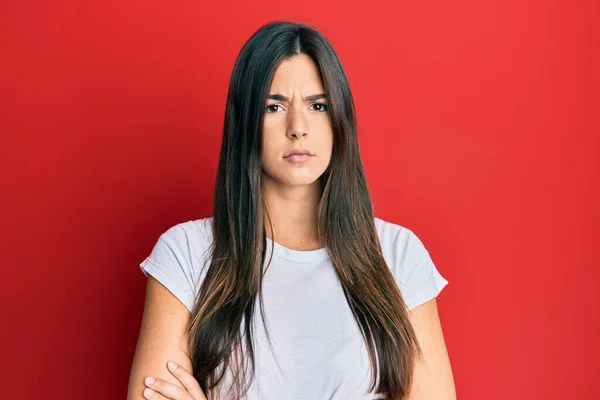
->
[286, 108, 308, 140]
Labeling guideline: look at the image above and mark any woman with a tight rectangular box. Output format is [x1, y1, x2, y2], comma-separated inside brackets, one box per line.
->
[128, 20, 456, 400]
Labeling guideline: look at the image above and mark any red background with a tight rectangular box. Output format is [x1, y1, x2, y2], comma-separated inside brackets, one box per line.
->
[2, 1, 598, 398]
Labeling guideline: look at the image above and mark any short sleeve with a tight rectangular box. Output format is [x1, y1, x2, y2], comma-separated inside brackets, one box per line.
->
[396, 229, 449, 311]
[376, 218, 449, 311]
[139, 220, 210, 312]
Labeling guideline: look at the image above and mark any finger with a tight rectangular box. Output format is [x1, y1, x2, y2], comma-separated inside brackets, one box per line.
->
[144, 376, 192, 400]
[167, 361, 207, 400]
[142, 387, 170, 400]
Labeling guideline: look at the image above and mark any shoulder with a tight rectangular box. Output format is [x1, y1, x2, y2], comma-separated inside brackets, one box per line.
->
[160, 216, 214, 246]
[157, 216, 215, 265]
[374, 216, 431, 268]
[374, 216, 449, 310]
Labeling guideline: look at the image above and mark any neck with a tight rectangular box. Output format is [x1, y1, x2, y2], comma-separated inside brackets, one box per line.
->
[261, 175, 322, 248]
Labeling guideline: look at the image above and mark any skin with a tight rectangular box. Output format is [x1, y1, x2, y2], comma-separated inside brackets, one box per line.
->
[126, 275, 201, 400]
[127, 54, 456, 399]
[261, 54, 334, 251]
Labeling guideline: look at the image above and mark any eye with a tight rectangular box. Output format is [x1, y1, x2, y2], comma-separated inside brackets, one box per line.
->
[265, 104, 282, 113]
[310, 103, 328, 112]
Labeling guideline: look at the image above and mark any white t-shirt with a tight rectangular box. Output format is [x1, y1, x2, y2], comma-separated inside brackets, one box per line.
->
[140, 216, 448, 400]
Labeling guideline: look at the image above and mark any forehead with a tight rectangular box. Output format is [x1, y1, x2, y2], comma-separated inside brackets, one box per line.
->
[270, 54, 324, 91]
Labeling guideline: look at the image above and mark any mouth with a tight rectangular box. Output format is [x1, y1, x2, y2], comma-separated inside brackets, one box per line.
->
[284, 153, 313, 163]
[284, 150, 313, 158]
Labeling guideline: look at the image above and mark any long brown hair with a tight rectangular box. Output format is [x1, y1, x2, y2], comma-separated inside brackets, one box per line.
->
[185, 20, 422, 400]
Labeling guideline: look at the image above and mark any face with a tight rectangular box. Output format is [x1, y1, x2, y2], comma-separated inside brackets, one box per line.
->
[260, 54, 334, 188]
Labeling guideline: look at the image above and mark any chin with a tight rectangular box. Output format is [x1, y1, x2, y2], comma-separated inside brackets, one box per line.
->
[273, 173, 321, 187]
[280, 177, 318, 186]
[262, 165, 326, 186]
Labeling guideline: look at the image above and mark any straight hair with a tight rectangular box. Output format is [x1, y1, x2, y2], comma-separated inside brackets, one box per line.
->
[186, 20, 422, 400]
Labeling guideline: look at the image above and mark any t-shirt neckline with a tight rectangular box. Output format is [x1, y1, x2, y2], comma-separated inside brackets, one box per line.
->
[265, 236, 330, 262]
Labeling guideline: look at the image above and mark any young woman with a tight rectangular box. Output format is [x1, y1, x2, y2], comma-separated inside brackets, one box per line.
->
[128, 21, 456, 400]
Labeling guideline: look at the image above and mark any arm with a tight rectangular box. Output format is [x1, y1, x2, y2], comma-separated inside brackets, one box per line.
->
[127, 276, 205, 399]
[406, 298, 456, 400]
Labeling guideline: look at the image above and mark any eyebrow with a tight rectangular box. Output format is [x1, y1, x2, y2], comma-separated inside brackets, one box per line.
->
[267, 93, 327, 102]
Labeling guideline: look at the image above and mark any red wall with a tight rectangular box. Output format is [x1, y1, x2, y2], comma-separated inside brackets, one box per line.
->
[3, 1, 598, 398]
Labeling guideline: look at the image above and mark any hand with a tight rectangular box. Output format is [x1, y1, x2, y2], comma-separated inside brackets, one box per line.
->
[143, 360, 207, 400]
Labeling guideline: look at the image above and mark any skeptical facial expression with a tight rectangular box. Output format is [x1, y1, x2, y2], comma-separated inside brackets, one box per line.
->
[260, 54, 334, 187]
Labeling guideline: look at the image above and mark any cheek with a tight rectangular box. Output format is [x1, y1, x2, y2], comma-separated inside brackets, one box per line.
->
[260, 127, 280, 165]
[320, 130, 334, 158]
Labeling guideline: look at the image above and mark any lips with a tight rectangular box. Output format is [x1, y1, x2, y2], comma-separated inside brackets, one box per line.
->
[284, 149, 313, 158]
